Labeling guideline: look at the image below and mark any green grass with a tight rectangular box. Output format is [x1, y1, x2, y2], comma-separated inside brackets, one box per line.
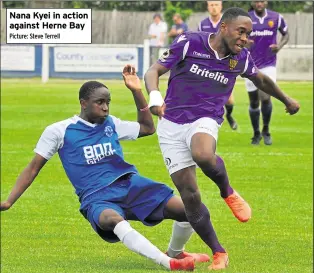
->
[1, 78, 313, 273]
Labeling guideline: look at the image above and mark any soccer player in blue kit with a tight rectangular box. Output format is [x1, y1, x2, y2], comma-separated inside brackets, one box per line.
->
[1, 65, 213, 271]
[145, 7, 300, 270]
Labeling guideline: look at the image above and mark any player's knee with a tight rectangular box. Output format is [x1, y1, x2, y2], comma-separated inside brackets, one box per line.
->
[192, 151, 216, 169]
[261, 98, 271, 105]
[180, 187, 201, 208]
[98, 210, 124, 231]
[250, 100, 259, 109]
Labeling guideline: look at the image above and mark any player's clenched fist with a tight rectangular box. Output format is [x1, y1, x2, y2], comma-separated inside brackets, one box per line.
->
[0, 201, 12, 211]
[150, 104, 166, 119]
[284, 97, 300, 115]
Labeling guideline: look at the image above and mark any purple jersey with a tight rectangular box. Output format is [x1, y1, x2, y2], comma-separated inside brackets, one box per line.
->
[248, 9, 288, 69]
[157, 31, 257, 125]
[198, 17, 221, 33]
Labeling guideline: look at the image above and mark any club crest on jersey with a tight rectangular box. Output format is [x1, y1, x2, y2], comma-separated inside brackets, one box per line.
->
[104, 126, 113, 137]
[229, 59, 238, 70]
[268, 20, 274, 28]
[159, 49, 170, 62]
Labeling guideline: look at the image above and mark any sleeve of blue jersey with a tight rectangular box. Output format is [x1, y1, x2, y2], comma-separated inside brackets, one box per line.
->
[33, 125, 61, 160]
[110, 115, 140, 141]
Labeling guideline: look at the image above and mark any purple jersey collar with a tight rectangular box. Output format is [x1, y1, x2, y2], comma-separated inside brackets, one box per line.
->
[208, 15, 222, 28]
[253, 8, 268, 24]
[207, 33, 231, 60]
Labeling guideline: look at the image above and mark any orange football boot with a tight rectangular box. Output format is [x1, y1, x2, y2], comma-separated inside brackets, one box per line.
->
[224, 191, 252, 222]
[167, 251, 210, 263]
[170, 257, 195, 271]
[208, 252, 229, 270]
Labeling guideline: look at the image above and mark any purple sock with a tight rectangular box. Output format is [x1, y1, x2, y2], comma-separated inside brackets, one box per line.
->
[186, 203, 226, 255]
[202, 155, 233, 198]
[261, 102, 272, 130]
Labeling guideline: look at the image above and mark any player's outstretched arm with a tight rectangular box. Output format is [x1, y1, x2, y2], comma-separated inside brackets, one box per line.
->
[0, 154, 47, 211]
[270, 31, 289, 54]
[144, 63, 169, 119]
[122, 64, 155, 137]
[248, 71, 300, 115]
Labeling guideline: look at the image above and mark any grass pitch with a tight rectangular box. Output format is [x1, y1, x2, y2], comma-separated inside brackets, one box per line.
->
[1, 79, 313, 273]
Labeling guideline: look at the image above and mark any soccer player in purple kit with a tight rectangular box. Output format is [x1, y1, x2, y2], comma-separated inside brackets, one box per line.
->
[198, 1, 238, 130]
[246, 1, 290, 145]
[145, 7, 299, 270]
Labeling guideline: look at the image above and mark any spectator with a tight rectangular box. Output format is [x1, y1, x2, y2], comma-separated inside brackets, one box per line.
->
[168, 13, 188, 40]
[148, 13, 168, 47]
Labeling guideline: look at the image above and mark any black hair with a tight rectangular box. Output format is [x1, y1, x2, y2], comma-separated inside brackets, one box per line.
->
[221, 7, 250, 23]
[79, 81, 108, 100]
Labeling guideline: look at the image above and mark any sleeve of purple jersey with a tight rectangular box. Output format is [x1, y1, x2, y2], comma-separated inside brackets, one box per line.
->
[241, 52, 258, 78]
[197, 22, 202, 31]
[157, 34, 190, 69]
[278, 14, 288, 34]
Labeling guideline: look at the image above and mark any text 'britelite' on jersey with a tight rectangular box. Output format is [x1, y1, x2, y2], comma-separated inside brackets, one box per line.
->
[157, 31, 257, 125]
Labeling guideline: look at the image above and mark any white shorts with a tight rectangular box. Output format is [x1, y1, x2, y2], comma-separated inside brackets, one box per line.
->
[245, 66, 277, 92]
[157, 117, 220, 175]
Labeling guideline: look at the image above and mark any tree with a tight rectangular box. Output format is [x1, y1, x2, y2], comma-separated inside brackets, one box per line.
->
[163, 1, 192, 29]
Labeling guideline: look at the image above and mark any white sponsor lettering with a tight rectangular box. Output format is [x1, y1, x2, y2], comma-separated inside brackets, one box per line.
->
[83, 142, 116, 164]
[193, 51, 210, 59]
[250, 30, 274, 36]
[189, 64, 229, 84]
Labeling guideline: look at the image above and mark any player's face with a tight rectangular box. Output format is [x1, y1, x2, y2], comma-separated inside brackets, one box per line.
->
[221, 16, 252, 55]
[252, 1, 267, 13]
[83, 87, 111, 124]
[207, 1, 222, 16]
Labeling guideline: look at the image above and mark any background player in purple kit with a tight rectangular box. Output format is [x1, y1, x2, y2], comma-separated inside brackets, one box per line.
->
[145, 7, 299, 270]
[246, 1, 290, 145]
[198, 1, 238, 130]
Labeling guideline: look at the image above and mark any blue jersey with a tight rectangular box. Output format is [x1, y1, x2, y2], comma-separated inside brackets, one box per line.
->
[34, 115, 140, 201]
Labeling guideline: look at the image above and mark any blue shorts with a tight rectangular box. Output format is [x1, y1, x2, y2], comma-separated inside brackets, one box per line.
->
[79, 173, 174, 243]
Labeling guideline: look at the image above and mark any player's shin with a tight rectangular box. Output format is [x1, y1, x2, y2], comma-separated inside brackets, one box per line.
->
[261, 101, 272, 133]
[249, 106, 261, 134]
[113, 220, 171, 269]
[167, 221, 194, 257]
[185, 203, 226, 255]
[200, 155, 234, 198]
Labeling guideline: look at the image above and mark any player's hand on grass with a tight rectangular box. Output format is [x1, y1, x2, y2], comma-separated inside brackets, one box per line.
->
[122, 64, 142, 93]
[150, 104, 166, 119]
[284, 97, 300, 115]
[269, 44, 280, 53]
[0, 201, 12, 211]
